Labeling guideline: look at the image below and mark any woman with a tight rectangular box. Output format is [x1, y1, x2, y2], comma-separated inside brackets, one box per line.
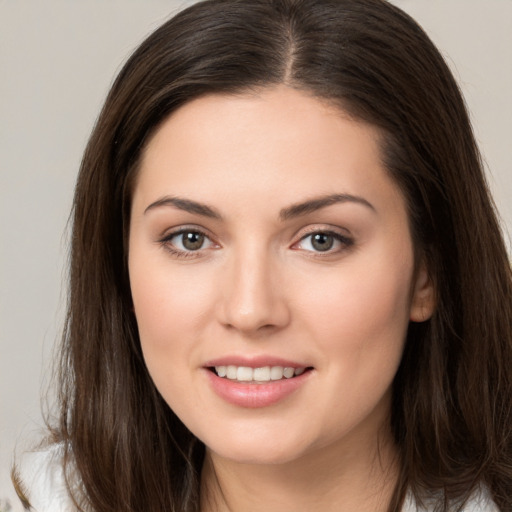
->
[15, 0, 512, 510]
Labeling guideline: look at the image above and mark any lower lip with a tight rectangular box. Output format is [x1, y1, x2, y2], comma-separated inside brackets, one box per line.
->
[205, 369, 312, 408]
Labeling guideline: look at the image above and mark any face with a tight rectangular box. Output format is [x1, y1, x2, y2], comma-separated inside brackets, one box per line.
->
[128, 86, 434, 465]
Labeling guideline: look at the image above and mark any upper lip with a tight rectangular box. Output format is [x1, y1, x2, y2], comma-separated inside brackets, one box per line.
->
[203, 355, 310, 369]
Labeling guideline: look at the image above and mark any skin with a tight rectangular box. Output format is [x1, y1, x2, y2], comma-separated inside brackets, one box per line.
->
[128, 86, 435, 511]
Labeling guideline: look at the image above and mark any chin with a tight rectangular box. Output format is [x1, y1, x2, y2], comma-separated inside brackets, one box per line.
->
[200, 422, 326, 467]
[208, 442, 307, 466]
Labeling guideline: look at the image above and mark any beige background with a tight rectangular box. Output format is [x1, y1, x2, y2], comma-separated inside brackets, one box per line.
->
[1, 1, 511, 509]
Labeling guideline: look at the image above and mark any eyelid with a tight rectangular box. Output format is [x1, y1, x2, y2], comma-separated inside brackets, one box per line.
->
[291, 224, 353, 244]
[294, 224, 352, 239]
[159, 222, 216, 239]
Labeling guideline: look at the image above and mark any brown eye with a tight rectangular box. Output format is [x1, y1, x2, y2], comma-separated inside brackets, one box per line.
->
[311, 233, 334, 252]
[164, 229, 213, 253]
[181, 231, 205, 250]
[295, 230, 354, 254]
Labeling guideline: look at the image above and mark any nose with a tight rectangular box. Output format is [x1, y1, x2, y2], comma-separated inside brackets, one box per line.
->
[217, 245, 290, 336]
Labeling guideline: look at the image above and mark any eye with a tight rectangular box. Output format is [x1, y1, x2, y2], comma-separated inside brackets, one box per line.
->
[295, 231, 353, 253]
[162, 229, 215, 253]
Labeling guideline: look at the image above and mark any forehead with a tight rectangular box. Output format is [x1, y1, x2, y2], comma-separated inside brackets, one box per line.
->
[134, 86, 405, 221]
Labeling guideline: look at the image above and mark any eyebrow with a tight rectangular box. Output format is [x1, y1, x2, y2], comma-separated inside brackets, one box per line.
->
[279, 193, 376, 220]
[144, 196, 222, 219]
[143, 192, 375, 220]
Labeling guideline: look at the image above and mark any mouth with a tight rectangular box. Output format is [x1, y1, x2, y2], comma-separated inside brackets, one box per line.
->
[204, 360, 314, 407]
[209, 365, 313, 383]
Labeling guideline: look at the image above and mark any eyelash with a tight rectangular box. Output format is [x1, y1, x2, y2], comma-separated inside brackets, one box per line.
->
[159, 228, 215, 259]
[294, 229, 354, 255]
[158, 227, 354, 259]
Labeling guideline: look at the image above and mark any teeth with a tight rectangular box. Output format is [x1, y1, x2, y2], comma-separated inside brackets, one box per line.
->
[253, 366, 270, 381]
[226, 365, 237, 379]
[283, 367, 295, 378]
[237, 366, 253, 381]
[214, 365, 307, 382]
[270, 366, 284, 380]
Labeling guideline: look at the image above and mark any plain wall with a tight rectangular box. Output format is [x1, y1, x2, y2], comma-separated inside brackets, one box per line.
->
[1, 1, 511, 509]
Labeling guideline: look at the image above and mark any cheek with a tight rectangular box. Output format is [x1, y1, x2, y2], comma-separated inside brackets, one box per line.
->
[129, 258, 214, 413]
[292, 252, 414, 435]
[128, 249, 219, 403]
[298, 246, 414, 361]
[130, 254, 210, 340]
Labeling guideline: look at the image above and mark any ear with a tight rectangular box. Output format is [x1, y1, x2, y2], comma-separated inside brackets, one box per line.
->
[409, 261, 436, 322]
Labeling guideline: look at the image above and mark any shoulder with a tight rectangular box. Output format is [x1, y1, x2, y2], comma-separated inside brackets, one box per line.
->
[16, 443, 78, 512]
[402, 486, 500, 512]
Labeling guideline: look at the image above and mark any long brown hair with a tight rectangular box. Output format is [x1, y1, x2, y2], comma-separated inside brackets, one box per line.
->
[18, 0, 512, 510]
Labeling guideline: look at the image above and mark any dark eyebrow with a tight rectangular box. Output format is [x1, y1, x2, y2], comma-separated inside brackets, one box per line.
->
[144, 196, 222, 219]
[279, 193, 376, 220]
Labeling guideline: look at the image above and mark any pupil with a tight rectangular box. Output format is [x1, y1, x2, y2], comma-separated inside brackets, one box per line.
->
[312, 233, 333, 251]
[183, 232, 204, 250]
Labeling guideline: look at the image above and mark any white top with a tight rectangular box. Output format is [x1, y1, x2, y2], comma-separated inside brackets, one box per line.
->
[18, 445, 72, 511]
[18, 445, 500, 512]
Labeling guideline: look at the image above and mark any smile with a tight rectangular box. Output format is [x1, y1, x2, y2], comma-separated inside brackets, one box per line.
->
[213, 365, 307, 382]
[203, 357, 314, 407]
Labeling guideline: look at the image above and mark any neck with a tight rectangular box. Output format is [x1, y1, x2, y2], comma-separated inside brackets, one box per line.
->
[200, 424, 399, 512]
